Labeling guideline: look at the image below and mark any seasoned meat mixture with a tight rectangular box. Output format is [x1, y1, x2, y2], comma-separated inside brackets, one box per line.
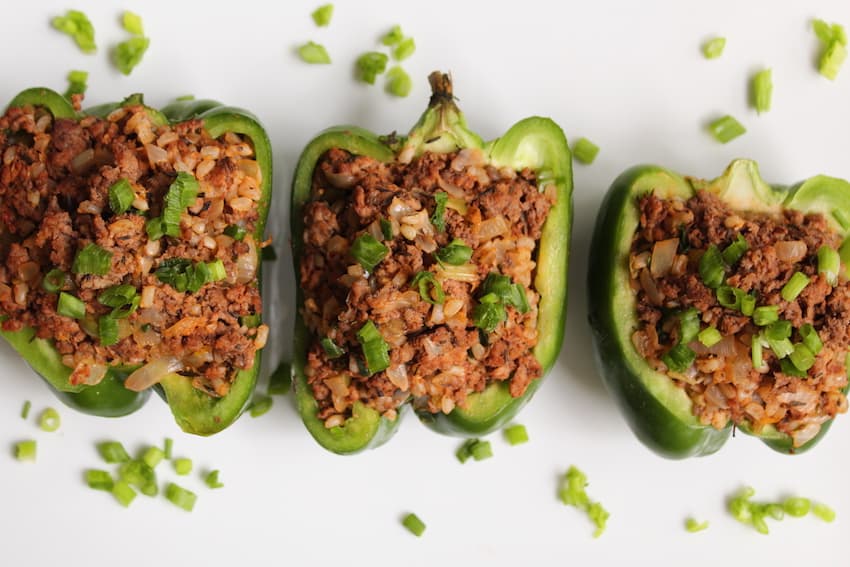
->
[0, 100, 267, 396]
[631, 190, 849, 447]
[301, 147, 555, 426]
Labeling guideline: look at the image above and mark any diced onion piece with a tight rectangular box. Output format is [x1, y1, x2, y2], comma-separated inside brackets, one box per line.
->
[776, 240, 807, 263]
[144, 144, 168, 165]
[650, 238, 678, 278]
[125, 356, 183, 391]
[477, 215, 510, 241]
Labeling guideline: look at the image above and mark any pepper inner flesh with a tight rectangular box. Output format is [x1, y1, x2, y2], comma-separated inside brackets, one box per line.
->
[0, 102, 267, 396]
[630, 190, 849, 447]
[301, 147, 554, 427]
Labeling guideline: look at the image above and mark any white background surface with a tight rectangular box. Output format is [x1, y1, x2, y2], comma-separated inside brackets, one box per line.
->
[1, 1, 849, 565]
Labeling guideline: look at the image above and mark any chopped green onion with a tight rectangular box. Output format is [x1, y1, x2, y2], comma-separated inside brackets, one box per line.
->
[781, 272, 810, 302]
[173, 458, 193, 476]
[52, 10, 96, 53]
[311, 4, 334, 27]
[154, 258, 223, 294]
[685, 518, 709, 532]
[722, 234, 748, 265]
[572, 138, 600, 165]
[699, 245, 725, 288]
[356, 321, 390, 374]
[122, 11, 144, 36]
[799, 323, 823, 355]
[223, 224, 247, 241]
[249, 395, 273, 418]
[98, 315, 119, 346]
[268, 361, 292, 396]
[768, 337, 794, 360]
[205, 470, 224, 489]
[385, 66, 412, 98]
[98, 284, 137, 308]
[165, 483, 197, 512]
[430, 191, 448, 232]
[351, 233, 389, 272]
[470, 440, 493, 461]
[678, 309, 700, 344]
[119, 460, 158, 496]
[751, 334, 763, 368]
[455, 439, 475, 463]
[110, 296, 140, 319]
[145, 217, 165, 241]
[97, 441, 130, 464]
[42, 268, 66, 293]
[708, 115, 746, 144]
[393, 37, 416, 61]
[813, 19, 847, 45]
[38, 408, 60, 432]
[783, 497, 811, 517]
[751, 69, 772, 114]
[702, 36, 726, 59]
[411, 271, 445, 305]
[14, 440, 36, 462]
[780, 358, 807, 378]
[819, 38, 847, 81]
[480, 273, 529, 313]
[21, 400, 31, 420]
[108, 179, 134, 215]
[817, 246, 840, 286]
[559, 466, 609, 538]
[320, 337, 345, 359]
[472, 300, 506, 333]
[85, 469, 114, 491]
[64, 69, 88, 99]
[380, 218, 393, 240]
[72, 243, 112, 276]
[112, 480, 137, 507]
[402, 513, 426, 537]
[716, 286, 740, 309]
[753, 305, 779, 326]
[503, 424, 529, 446]
[356, 51, 389, 84]
[298, 41, 331, 64]
[382, 25, 404, 46]
[207, 259, 227, 282]
[142, 446, 165, 469]
[114, 37, 150, 76]
[698, 326, 722, 347]
[435, 239, 473, 266]
[661, 344, 696, 373]
[789, 343, 815, 372]
[740, 293, 755, 316]
[812, 503, 836, 522]
[57, 292, 86, 319]
[766, 320, 792, 341]
[163, 438, 173, 460]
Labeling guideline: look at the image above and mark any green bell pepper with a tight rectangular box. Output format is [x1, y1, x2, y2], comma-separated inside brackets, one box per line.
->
[588, 159, 850, 458]
[291, 72, 572, 454]
[0, 88, 272, 434]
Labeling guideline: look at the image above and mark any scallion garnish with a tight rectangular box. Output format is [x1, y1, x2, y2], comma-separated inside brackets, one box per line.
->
[311, 4, 334, 27]
[751, 69, 772, 114]
[799, 323, 823, 355]
[38, 408, 61, 432]
[812, 503, 836, 522]
[42, 268, 66, 293]
[119, 460, 158, 497]
[702, 37, 726, 59]
[108, 179, 134, 215]
[298, 41, 331, 64]
[430, 191, 448, 232]
[57, 292, 86, 319]
[766, 319, 792, 340]
[472, 299, 506, 333]
[72, 243, 113, 276]
[699, 244, 725, 288]
[380, 218, 393, 240]
[708, 115, 746, 144]
[112, 480, 137, 507]
[223, 224, 247, 241]
[783, 496, 811, 517]
[817, 246, 840, 286]
[14, 440, 36, 462]
[470, 439, 493, 461]
[98, 315, 119, 346]
[393, 37, 416, 61]
[716, 286, 740, 309]
[356, 320, 390, 375]
[52, 10, 96, 53]
[147, 172, 199, 239]
[142, 446, 165, 469]
[503, 424, 529, 446]
[559, 466, 609, 538]
[780, 358, 807, 378]
[740, 293, 755, 316]
[435, 239, 473, 266]
[122, 11, 144, 36]
[86, 469, 114, 491]
[320, 337, 345, 359]
[165, 483, 196, 512]
[97, 441, 131, 464]
[205, 470, 224, 489]
[173, 458, 193, 476]
[21, 400, 31, 420]
[753, 305, 779, 326]
[455, 440, 474, 463]
[781, 272, 810, 302]
[99, 284, 138, 309]
[382, 25, 404, 46]
[385, 66, 412, 98]
[813, 19, 848, 81]
[751, 334, 764, 368]
[662, 344, 696, 373]
[768, 337, 794, 360]
[155, 258, 225, 293]
[685, 518, 709, 533]
[64, 70, 88, 99]
[163, 438, 173, 460]
[249, 395, 273, 418]
[698, 326, 722, 347]
[401, 513, 426, 537]
[114, 37, 150, 76]
[572, 138, 600, 165]
[351, 233, 389, 272]
[356, 52, 389, 84]
[722, 234, 748, 265]
[411, 271, 445, 305]
[789, 343, 815, 372]
[678, 309, 700, 344]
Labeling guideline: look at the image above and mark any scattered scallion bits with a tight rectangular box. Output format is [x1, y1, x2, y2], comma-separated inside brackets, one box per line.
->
[435, 239, 473, 266]
[173, 458, 193, 476]
[812, 503, 836, 522]
[766, 319, 792, 342]
[14, 440, 36, 462]
[698, 244, 725, 288]
[662, 344, 696, 373]
[698, 326, 722, 347]
[572, 138, 599, 165]
[298, 41, 331, 64]
[702, 36, 726, 59]
[783, 497, 811, 517]
[223, 224, 247, 241]
[503, 424, 529, 446]
[817, 246, 840, 286]
[64, 69, 88, 99]
[356, 320, 391, 374]
[38, 408, 61, 432]
[114, 37, 150, 76]
[740, 293, 756, 317]
[142, 446, 165, 469]
[42, 268, 66, 293]
[402, 513, 426, 537]
[165, 483, 196, 512]
[311, 4, 334, 27]
[72, 243, 113, 276]
[249, 395, 273, 418]
[355, 52, 389, 84]
[753, 305, 779, 326]
[21, 400, 31, 420]
[789, 343, 815, 372]
[781, 272, 810, 302]
[472, 298, 506, 333]
[386, 66, 412, 98]
[708, 115, 746, 143]
[393, 37, 416, 61]
[382, 25, 404, 46]
[799, 324, 823, 355]
[411, 271, 445, 305]
[722, 234, 748, 265]
[351, 233, 389, 272]
[813, 19, 848, 80]
[164, 438, 173, 460]
[119, 460, 158, 497]
[320, 337, 345, 359]
[431, 192, 448, 232]
[751, 334, 764, 368]
[97, 441, 131, 464]
[108, 179, 135, 215]
[470, 440, 493, 461]
[455, 441, 473, 464]
[98, 315, 119, 346]
[205, 470, 224, 489]
[559, 466, 609, 538]
[112, 480, 137, 507]
[52, 10, 96, 53]
[57, 292, 86, 319]
[86, 469, 114, 491]
[751, 69, 772, 114]
[677, 309, 700, 344]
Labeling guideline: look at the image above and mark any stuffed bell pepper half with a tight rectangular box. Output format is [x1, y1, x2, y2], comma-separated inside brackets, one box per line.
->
[292, 72, 572, 453]
[0, 88, 272, 434]
[588, 160, 849, 458]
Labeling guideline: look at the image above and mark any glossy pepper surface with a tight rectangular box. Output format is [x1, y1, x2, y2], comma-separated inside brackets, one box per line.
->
[588, 160, 850, 458]
[291, 72, 572, 454]
[0, 88, 272, 434]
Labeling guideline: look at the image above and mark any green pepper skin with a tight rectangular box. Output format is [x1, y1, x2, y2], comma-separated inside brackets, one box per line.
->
[291, 73, 572, 453]
[1, 88, 272, 433]
[588, 160, 850, 458]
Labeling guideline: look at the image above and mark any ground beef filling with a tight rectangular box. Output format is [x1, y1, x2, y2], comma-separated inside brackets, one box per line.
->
[631, 190, 849, 447]
[301, 147, 554, 426]
[0, 102, 267, 397]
